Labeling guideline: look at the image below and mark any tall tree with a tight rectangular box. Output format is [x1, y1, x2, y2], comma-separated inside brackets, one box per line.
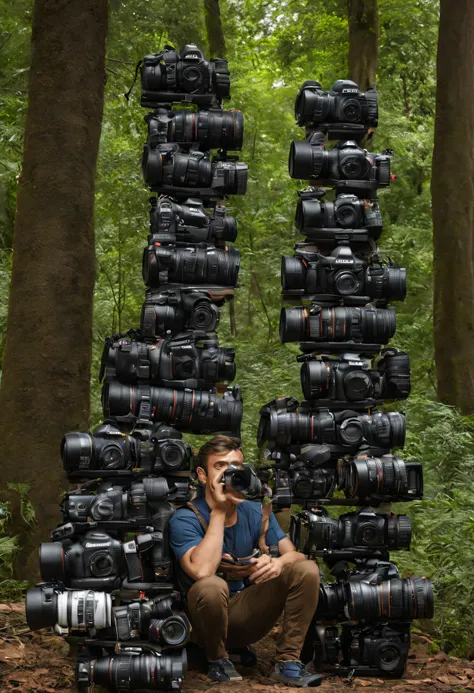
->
[432, 0, 474, 414]
[0, 0, 108, 581]
[347, 0, 378, 89]
[204, 0, 226, 57]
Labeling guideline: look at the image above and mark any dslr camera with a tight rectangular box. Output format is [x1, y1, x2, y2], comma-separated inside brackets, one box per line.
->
[100, 330, 235, 390]
[221, 464, 262, 499]
[149, 197, 237, 246]
[282, 244, 406, 303]
[289, 133, 391, 193]
[303, 622, 411, 677]
[296, 188, 383, 243]
[140, 43, 230, 107]
[142, 241, 240, 288]
[142, 143, 248, 200]
[39, 530, 171, 590]
[141, 288, 224, 338]
[294, 79, 378, 138]
[338, 454, 423, 502]
[62, 422, 194, 478]
[299, 349, 411, 405]
[293, 506, 412, 556]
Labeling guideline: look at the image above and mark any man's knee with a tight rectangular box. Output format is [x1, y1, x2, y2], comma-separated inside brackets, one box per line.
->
[187, 575, 230, 610]
[283, 558, 320, 588]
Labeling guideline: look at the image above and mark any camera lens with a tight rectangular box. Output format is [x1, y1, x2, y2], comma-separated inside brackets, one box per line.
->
[181, 65, 203, 90]
[341, 98, 361, 122]
[143, 477, 170, 501]
[334, 200, 359, 228]
[85, 651, 187, 691]
[100, 444, 124, 469]
[300, 361, 331, 400]
[281, 256, 307, 291]
[26, 585, 58, 630]
[296, 198, 323, 231]
[39, 542, 66, 582]
[279, 307, 308, 343]
[61, 432, 93, 473]
[289, 141, 325, 179]
[190, 299, 220, 331]
[339, 151, 368, 179]
[343, 371, 373, 400]
[89, 551, 115, 578]
[159, 440, 186, 469]
[220, 214, 238, 242]
[387, 514, 412, 549]
[338, 416, 364, 446]
[149, 615, 189, 646]
[334, 270, 360, 295]
[377, 641, 404, 673]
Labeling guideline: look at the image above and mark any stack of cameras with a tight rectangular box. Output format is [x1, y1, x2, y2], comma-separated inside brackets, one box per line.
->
[257, 79, 433, 678]
[25, 44, 246, 693]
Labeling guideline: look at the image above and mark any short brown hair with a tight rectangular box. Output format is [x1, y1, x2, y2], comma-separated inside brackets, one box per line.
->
[197, 435, 242, 472]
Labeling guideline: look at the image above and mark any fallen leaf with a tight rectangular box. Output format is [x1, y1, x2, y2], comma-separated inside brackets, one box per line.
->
[354, 679, 371, 687]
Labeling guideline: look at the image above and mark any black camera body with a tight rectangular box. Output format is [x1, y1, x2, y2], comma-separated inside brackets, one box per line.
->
[140, 287, 225, 338]
[296, 188, 383, 244]
[289, 134, 391, 194]
[142, 241, 240, 289]
[61, 422, 194, 478]
[140, 43, 230, 107]
[149, 197, 237, 247]
[304, 622, 411, 678]
[142, 143, 248, 201]
[299, 348, 411, 406]
[282, 244, 406, 304]
[101, 330, 235, 391]
[39, 530, 172, 590]
[294, 79, 378, 138]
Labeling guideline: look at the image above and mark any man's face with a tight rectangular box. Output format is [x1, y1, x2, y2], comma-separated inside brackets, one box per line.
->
[198, 448, 246, 503]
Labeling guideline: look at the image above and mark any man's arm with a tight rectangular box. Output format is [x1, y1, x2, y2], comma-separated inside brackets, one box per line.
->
[180, 507, 227, 581]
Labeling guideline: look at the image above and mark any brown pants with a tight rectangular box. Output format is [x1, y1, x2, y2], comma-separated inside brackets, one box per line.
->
[187, 559, 320, 662]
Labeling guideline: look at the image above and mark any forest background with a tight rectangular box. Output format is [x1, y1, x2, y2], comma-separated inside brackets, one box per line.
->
[0, 0, 473, 659]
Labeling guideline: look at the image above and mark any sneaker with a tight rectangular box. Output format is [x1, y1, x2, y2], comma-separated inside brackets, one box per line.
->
[272, 661, 322, 687]
[229, 645, 257, 668]
[207, 657, 243, 682]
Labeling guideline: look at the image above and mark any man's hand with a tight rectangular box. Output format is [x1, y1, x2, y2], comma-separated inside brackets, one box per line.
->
[209, 473, 235, 513]
[218, 554, 254, 580]
[248, 554, 283, 585]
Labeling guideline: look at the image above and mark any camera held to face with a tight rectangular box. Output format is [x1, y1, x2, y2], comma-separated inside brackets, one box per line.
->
[149, 197, 237, 246]
[221, 464, 262, 499]
[140, 43, 230, 107]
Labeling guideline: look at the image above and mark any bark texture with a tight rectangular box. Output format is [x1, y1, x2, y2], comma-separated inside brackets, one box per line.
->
[204, 0, 227, 57]
[347, 0, 378, 89]
[0, 0, 108, 581]
[432, 0, 474, 413]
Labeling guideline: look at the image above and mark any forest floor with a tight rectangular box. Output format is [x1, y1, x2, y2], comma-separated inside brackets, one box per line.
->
[0, 604, 473, 693]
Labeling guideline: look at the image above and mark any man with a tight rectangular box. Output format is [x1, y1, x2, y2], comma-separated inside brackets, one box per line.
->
[169, 435, 322, 686]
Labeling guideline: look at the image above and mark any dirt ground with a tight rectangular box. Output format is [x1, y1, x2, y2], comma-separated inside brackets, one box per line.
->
[0, 603, 473, 693]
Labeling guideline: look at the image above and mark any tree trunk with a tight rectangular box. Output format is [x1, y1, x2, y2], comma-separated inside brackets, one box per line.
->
[204, 0, 226, 57]
[432, 0, 474, 414]
[347, 0, 378, 89]
[0, 0, 108, 581]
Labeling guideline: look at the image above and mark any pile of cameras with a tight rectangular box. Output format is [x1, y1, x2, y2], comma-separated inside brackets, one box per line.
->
[25, 44, 247, 693]
[257, 79, 434, 678]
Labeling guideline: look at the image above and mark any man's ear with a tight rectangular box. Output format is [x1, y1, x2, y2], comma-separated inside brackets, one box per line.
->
[196, 465, 207, 485]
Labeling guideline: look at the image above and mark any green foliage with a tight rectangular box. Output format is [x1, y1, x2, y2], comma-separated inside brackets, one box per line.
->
[4, 0, 474, 659]
[0, 489, 33, 601]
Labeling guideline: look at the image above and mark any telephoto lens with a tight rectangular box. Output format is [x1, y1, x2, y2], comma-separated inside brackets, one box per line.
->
[295, 189, 383, 240]
[338, 455, 423, 501]
[26, 584, 112, 632]
[146, 109, 244, 151]
[101, 331, 235, 390]
[303, 506, 412, 551]
[149, 197, 238, 245]
[76, 649, 187, 693]
[317, 575, 434, 621]
[142, 243, 240, 288]
[140, 288, 221, 338]
[294, 79, 378, 130]
[289, 136, 391, 189]
[257, 398, 405, 450]
[140, 44, 230, 106]
[280, 305, 396, 345]
[102, 382, 243, 435]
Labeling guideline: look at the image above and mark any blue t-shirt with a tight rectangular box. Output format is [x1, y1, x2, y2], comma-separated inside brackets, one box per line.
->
[169, 496, 287, 593]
